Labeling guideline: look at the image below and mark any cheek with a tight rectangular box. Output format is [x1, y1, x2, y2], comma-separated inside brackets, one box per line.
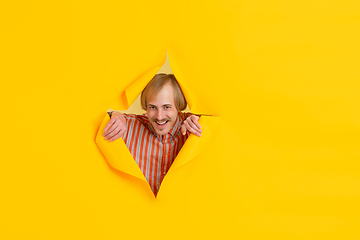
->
[147, 110, 155, 119]
[170, 110, 178, 120]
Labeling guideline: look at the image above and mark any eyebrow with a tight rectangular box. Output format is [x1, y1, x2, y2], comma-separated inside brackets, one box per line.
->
[148, 104, 173, 107]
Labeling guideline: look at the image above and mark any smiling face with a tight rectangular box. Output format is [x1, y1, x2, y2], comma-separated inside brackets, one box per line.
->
[146, 82, 179, 135]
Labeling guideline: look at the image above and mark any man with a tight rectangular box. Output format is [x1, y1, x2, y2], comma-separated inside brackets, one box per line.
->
[103, 74, 201, 195]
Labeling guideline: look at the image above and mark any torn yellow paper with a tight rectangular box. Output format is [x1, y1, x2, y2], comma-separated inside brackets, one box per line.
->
[1, 0, 360, 239]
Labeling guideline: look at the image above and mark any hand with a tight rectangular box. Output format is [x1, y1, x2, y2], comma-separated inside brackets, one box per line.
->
[103, 112, 127, 142]
[181, 115, 202, 137]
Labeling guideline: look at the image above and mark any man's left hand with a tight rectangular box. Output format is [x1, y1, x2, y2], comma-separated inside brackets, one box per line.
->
[181, 115, 202, 137]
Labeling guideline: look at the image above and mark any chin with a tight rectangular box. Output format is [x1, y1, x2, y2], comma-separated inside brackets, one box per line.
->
[150, 124, 168, 136]
[155, 128, 170, 136]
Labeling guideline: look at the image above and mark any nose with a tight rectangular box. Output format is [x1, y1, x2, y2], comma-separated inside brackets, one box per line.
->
[156, 109, 165, 120]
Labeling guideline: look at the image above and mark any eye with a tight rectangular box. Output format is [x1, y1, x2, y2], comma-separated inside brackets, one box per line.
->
[148, 106, 155, 110]
[164, 106, 171, 109]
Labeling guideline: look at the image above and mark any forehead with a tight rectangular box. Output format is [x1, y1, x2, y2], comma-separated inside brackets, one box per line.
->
[147, 83, 175, 104]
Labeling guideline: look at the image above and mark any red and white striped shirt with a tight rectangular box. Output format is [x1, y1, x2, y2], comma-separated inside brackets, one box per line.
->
[112, 111, 192, 195]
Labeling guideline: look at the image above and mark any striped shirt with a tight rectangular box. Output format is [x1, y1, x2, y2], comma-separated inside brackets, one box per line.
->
[111, 111, 192, 195]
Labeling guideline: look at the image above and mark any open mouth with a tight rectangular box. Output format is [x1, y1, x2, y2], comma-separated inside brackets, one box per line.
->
[155, 120, 169, 126]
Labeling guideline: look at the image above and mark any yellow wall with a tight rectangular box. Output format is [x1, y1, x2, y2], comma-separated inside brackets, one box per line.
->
[1, 0, 359, 239]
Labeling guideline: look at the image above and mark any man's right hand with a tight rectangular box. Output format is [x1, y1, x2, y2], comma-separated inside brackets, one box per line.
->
[103, 111, 127, 142]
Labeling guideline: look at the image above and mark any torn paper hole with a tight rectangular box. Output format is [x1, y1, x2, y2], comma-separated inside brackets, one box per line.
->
[96, 74, 219, 197]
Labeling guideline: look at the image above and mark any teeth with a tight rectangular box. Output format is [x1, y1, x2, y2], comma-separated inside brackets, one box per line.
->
[156, 121, 167, 125]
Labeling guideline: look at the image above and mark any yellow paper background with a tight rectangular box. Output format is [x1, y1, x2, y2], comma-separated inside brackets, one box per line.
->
[1, 0, 360, 239]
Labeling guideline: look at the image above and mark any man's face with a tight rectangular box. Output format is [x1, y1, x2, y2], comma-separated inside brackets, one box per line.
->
[146, 83, 179, 135]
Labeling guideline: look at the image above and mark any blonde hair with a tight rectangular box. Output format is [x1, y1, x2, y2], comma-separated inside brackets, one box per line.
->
[141, 74, 187, 111]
